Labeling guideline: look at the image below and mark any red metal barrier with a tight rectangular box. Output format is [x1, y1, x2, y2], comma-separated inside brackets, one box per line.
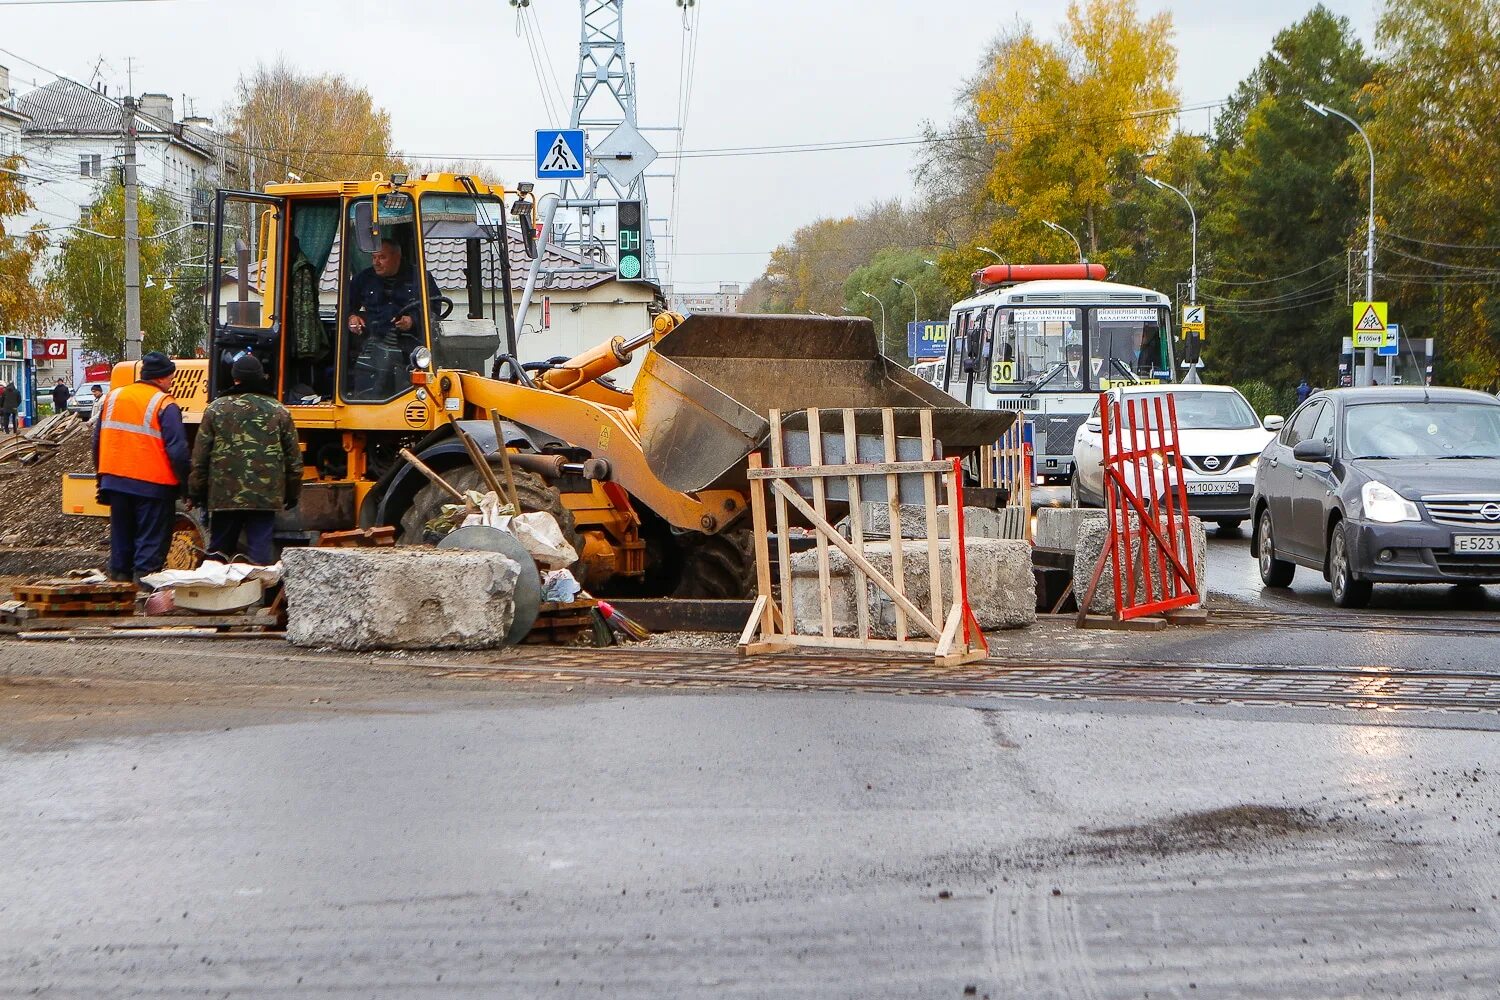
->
[1078, 391, 1199, 621]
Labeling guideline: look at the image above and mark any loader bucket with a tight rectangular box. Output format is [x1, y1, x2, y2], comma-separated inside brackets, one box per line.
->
[634, 313, 1016, 492]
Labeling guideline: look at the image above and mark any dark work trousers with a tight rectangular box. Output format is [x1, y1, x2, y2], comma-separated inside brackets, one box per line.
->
[0, 411, 15, 434]
[105, 491, 175, 580]
[209, 510, 276, 565]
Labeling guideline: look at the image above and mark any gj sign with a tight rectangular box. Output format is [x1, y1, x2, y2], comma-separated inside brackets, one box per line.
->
[906, 321, 948, 360]
[35, 339, 68, 361]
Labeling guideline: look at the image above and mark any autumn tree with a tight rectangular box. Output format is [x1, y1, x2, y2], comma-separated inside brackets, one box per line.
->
[843, 248, 956, 361]
[1199, 6, 1374, 388]
[230, 59, 405, 188]
[0, 156, 60, 337]
[48, 181, 193, 358]
[1366, 0, 1500, 388]
[963, 0, 1177, 275]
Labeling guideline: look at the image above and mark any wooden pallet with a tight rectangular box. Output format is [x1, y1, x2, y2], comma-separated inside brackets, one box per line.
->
[11, 580, 138, 621]
[524, 599, 608, 646]
[317, 526, 397, 548]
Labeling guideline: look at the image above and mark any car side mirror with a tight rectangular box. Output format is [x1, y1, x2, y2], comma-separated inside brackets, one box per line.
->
[1085, 416, 1102, 433]
[1263, 414, 1285, 431]
[1292, 439, 1332, 463]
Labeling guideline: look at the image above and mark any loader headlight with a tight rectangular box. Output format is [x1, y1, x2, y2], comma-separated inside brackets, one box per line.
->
[411, 347, 433, 371]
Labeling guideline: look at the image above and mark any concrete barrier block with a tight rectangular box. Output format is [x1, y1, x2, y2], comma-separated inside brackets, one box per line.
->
[790, 537, 1035, 637]
[282, 546, 522, 651]
[1035, 507, 1105, 551]
[857, 503, 1024, 540]
[1073, 514, 1207, 615]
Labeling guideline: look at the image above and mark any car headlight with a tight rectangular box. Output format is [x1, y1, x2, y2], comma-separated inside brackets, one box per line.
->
[1247, 454, 1260, 469]
[1360, 480, 1420, 524]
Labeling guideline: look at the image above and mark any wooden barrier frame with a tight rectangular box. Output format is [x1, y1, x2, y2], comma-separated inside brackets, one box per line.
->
[977, 417, 1032, 541]
[738, 407, 988, 666]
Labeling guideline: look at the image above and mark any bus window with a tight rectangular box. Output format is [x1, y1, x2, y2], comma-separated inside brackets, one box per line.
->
[1090, 307, 1171, 388]
[989, 307, 1081, 391]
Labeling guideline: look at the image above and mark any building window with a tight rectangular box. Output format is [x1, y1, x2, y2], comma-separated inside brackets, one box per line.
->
[79, 154, 102, 178]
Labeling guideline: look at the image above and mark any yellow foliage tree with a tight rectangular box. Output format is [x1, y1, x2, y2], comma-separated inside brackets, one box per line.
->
[971, 0, 1177, 268]
[0, 156, 61, 337]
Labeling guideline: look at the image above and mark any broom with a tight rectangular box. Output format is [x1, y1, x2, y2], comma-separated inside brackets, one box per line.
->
[595, 600, 650, 641]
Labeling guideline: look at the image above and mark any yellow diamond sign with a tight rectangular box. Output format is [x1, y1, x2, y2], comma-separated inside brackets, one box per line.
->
[1352, 301, 1389, 347]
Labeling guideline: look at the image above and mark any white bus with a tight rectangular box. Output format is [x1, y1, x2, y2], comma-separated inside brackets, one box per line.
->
[938, 264, 1176, 482]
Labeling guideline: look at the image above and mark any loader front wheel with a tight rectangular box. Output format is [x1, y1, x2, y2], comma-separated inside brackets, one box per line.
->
[398, 465, 587, 584]
[671, 525, 756, 599]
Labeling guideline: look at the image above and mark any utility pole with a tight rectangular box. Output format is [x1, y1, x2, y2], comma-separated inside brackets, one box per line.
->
[121, 95, 142, 361]
[1305, 100, 1376, 387]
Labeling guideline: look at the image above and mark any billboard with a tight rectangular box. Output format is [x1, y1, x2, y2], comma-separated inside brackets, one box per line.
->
[906, 320, 948, 360]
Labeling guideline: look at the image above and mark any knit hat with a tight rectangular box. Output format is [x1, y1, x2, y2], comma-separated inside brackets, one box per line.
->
[232, 354, 265, 381]
[140, 352, 176, 380]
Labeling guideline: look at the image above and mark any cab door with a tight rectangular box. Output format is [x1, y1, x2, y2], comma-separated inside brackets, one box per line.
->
[209, 190, 286, 399]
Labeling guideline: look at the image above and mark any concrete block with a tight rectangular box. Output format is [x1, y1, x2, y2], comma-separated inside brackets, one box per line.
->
[282, 546, 522, 651]
[1035, 506, 1105, 551]
[790, 537, 1035, 637]
[1073, 514, 1208, 615]
[856, 503, 1025, 540]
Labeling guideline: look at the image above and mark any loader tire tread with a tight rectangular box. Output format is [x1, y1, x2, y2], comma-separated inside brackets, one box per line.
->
[672, 525, 756, 600]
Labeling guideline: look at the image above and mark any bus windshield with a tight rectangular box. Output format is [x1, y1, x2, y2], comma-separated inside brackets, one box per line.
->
[1091, 307, 1171, 386]
[988, 307, 1084, 392]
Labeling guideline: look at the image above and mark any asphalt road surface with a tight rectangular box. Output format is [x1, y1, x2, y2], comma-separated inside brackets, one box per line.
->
[4, 665, 1500, 998]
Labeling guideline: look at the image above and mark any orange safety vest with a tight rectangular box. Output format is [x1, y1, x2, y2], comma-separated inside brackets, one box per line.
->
[98, 382, 179, 486]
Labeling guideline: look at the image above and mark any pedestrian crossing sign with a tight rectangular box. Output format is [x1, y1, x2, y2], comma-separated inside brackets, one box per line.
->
[535, 129, 586, 179]
[1351, 301, 1389, 348]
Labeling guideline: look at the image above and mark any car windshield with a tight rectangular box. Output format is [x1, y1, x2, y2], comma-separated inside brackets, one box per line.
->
[1344, 401, 1500, 459]
[1119, 390, 1258, 430]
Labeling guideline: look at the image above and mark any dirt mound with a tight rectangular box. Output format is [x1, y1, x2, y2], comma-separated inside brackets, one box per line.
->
[0, 427, 109, 550]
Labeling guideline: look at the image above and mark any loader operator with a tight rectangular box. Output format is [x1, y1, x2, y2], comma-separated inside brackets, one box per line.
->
[345, 237, 440, 399]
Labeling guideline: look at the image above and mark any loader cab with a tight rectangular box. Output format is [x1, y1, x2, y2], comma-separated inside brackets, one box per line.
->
[208, 175, 516, 418]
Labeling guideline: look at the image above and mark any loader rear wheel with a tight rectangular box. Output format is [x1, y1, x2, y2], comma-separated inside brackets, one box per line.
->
[398, 465, 587, 584]
[672, 525, 756, 599]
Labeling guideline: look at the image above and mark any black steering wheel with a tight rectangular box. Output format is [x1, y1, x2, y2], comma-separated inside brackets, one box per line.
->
[432, 295, 455, 320]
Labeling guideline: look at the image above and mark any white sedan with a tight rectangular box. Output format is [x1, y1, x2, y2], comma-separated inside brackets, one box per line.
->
[1071, 384, 1283, 530]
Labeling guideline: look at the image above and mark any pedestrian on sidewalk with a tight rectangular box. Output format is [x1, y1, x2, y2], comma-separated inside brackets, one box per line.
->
[0, 381, 18, 434]
[188, 354, 301, 565]
[87, 384, 105, 424]
[51, 378, 71, 417]
[1295, 378, 1311, 405]
[95, 352, 189, 585]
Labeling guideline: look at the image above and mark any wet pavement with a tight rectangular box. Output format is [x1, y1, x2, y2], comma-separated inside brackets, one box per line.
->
[3, 690, 1500, 997]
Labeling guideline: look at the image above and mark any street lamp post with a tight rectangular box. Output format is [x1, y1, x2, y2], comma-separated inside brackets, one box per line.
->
[976, 246, 1007, 264]
[859, 290, 887, 354]
[1042, 220, 1084, 264]
[892, 277, 919, 344]
[1304, 99, 1377, 387]
[1144, 175, 1202, 384]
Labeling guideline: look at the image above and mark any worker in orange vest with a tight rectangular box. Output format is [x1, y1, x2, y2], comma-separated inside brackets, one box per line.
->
[94, 352, 190, 586]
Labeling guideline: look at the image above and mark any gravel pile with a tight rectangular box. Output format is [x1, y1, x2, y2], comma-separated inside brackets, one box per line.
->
[0, 429, 109, 550]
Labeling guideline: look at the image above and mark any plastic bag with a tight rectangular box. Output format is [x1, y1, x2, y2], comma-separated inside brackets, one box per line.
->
[496, 512, 579, 570]
[541, 568, 582, 603]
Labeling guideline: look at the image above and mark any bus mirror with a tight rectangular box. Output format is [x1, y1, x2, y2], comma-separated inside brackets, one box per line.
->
[352, 202, 380, 255]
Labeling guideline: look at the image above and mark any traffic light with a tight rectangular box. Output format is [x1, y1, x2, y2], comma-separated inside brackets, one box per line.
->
[616, 200, 644, 281]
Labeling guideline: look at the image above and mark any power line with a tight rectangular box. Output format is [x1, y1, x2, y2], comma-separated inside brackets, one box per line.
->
[1379, 229, 1500, 252]
[0, 0, 198, 5]
[1196, 254, 1344, 287]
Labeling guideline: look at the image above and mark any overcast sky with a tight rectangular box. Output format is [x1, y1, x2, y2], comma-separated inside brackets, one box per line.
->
[2, 0, 1381, 289]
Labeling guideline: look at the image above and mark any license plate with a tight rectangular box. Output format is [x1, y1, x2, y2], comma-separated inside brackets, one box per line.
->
[1453, 534, 1500, 553]
[1186, 482, 1241, 495]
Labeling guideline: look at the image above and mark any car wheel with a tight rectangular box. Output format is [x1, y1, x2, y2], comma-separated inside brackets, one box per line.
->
[1329, 523, 1373, 609]
[1257, 509, 1295, 588]
[1069, 468, 1082, 509]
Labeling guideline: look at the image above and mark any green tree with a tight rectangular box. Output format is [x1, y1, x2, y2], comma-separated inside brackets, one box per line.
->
[0, 155, 60, 337]
[843, 248, 956, 361]
[1366, 0, 1500, 388]
[48, 181, 191, 358]
[1198, 5, 1375, 388]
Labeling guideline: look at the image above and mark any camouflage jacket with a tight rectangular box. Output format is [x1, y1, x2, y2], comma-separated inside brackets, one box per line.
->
[188, 385, 303, 511]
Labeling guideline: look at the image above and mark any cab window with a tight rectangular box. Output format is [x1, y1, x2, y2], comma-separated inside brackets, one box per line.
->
[1282, 401, 1324, 446]
[340, 196, 428, 402]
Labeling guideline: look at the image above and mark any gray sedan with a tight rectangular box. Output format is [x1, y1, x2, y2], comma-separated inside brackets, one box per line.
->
[1251, 386, 1500, 608]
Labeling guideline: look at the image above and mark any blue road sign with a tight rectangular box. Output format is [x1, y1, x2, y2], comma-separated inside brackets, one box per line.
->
[1377, 342, 1399, 357]
[535, 129, 586, 179]
[907, 320, 948, 360]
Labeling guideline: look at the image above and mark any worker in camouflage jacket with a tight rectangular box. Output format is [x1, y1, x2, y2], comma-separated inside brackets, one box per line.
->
[188, 354, 303, 564]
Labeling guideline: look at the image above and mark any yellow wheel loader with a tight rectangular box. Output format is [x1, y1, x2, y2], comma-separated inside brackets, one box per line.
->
[114, 173, 1009, 596]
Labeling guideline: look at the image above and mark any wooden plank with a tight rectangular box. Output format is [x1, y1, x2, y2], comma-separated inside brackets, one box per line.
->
[806, 408, 834, 639]
[750, 633, 964, 656]
[746, 460, 951, 479]
[739, 594, 769, 646]
[399, 448, 467, 503]
[768, 409, 795, 639]
[769, 479, 940, 639]
[449, 418, 506, 500]
[945, 463, 966, 654]
[882, 408, 907, 643]
[842, 410, 870, 642]
[745, 453, 777, 641]
[919, 410, 943, 628]
[489, 413, 523, 510]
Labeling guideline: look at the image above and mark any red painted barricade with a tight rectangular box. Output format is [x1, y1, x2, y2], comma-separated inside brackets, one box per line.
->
[1077, 391, 1199, 621]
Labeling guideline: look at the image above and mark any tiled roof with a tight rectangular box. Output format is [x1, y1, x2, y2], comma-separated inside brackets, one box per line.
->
[15, 79, 211, 155]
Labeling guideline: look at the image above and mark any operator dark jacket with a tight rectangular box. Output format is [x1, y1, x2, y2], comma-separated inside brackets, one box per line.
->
[188, 382, 303, 512]
[346, 264, 442, 340]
